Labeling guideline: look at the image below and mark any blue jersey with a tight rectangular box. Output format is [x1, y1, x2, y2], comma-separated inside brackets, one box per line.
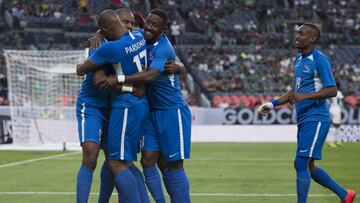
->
[78, 41, 115, 108]
[146, 34, 187, 109]
[293, 49, 336, 124]
[90, 30, 147, 108]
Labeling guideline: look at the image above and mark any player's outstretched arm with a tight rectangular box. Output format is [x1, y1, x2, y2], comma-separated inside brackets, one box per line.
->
[258, 89, 294, 116]
[164, 60, 185, 75]
[112, 84, 146, 97]
[98, 68, 161, 90]
[124, 68, 161, 84]
[93, 70, 145, 97]
[76, 60, 98, 76]
[289, 86, 337, 102]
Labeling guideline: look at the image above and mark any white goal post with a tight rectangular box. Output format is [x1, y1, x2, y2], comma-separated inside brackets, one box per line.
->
[4, 50, 87, 146]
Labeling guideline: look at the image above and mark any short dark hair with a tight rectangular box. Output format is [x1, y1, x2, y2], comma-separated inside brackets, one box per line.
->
[303, 22, 321, 44]
[115, 8, 132, 16]
[149, 8, 167, 26]
[133, 12, 145, 29]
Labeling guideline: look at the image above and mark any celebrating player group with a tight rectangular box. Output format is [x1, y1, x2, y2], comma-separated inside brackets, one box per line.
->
[76, 8, 191, 203]
[74, 6, 356, 203]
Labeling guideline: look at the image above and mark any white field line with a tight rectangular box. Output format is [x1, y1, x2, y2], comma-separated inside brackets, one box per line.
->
[57, 157, 294, 162]
[0, 151, 81, 168]
[0, 192, 336, 197]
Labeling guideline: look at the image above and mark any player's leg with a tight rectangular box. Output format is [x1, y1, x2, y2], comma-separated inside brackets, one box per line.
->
[295, 121, 321, 203]
[76, 102, 105, 203]
[96, 109, 125, 203]
[157, 155, 173, 200]
[108, 105, 149, 203]
[77, 142, 100, 203]
[306, 122, 352, 202]
[333, 124, 342, 146]
[294, 155, 311, 203]
[141, 118, 166, 203]
[329, 107, 342, 147]
[157, 106, 192, 203]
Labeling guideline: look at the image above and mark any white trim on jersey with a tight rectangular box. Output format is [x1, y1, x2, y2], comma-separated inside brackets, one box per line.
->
[120, 108, 128, 160]
[307, 54, 314, 61]
[81, 103, 86, 143]
[169, 74, 175, 87]
[309, 122, 321, 157]
[314, 72, 322, 92]
[177, 108, 185, 159]
[128, 31, 135, 40]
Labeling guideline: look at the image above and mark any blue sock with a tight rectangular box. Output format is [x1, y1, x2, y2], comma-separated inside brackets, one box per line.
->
[129, 165, 150, 203]
[311, 167, 347, 199]
[98, 162, 115, 203]
[143, 165, 166, 203]
[168, 168, 191, 203]
[76, 165, 94, 203]
[114, 168, 141, 203]
[295, 157, 311, 203]
[161, 169, 174, 201]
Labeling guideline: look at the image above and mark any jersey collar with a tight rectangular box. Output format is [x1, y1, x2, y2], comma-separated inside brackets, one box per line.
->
[301, 48, 315, 58]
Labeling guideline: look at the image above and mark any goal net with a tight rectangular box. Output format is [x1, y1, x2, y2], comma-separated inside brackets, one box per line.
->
[4, 50, 87, 146]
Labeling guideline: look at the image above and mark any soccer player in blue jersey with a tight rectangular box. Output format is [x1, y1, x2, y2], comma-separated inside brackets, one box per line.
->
[75, 44, 116, 203]
[258, 22, 356, 203]
[98, 8, 192, 203]
[77, 10, 150, 203]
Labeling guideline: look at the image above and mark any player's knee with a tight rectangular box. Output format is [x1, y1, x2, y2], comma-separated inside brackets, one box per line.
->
[308, 160, 316, 173]
[157, 156, 167, 171]
[167, 160, 183, 170]
[83, 154, 98, 169]
[141, 151, 159, 168]
[83, 158, 97, 169]
[294, 156, 309, 171]
[108, 160, 130, 174]
[140, 155, 157, 168]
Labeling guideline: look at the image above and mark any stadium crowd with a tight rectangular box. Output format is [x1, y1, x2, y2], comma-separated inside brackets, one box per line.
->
[1, 0, 360, 108]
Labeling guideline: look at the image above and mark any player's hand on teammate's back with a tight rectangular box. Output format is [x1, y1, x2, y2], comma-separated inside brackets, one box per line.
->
[87, 32, 105, 49]
[97, 75, 118, 90]
[133, 85, 146, 97]
[257, 102, 274, 116]
[93, 70, 108, 88]
[164, 60, 183, 75]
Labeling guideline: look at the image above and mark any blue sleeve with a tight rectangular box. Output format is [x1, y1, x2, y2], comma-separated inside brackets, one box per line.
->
[149, 45, 169, 73]
[316, 56, 336, 87]
[136, 29, 145, 36]
[89, 42, 119, 65]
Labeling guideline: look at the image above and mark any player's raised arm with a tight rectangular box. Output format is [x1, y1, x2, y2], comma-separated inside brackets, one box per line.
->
[87, 30, 105, 49]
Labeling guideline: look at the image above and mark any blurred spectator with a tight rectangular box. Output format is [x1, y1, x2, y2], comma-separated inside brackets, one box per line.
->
[170, 20, 181, 45]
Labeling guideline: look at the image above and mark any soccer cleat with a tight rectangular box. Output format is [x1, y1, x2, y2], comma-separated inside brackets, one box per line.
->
[328, 142, 338, 148]
[340, 190, 356, 203]
[335, 142, 343, 147]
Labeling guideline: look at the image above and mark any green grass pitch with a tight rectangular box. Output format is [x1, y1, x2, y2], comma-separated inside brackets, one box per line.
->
[0, 143, 359, 203]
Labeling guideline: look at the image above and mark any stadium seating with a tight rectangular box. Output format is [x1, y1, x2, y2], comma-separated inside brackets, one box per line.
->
[1, 0, 360, 108]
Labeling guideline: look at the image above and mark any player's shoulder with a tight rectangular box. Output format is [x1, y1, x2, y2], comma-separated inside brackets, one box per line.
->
[133, 28, 145, 36]
[313, 49, 331, 63]
[156, 35, 175, 54]
[117, 31, 145, 46]
[131, 29, 144, 38]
